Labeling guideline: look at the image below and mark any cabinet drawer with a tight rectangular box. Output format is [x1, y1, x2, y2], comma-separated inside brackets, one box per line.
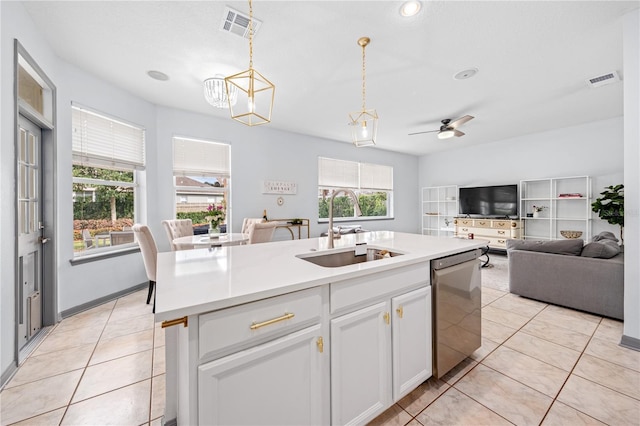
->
[474, 220, 492, 228]
[199, 287, 323, 361]
[331, 263, 429, 314]
[487, 237, 508, 248]
[455, 219, 473, 226]
[492, 220, 514, 229]
[480, 228, 510, 238]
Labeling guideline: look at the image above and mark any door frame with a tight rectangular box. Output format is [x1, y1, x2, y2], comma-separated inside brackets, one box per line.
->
[14, 40, 57, 360]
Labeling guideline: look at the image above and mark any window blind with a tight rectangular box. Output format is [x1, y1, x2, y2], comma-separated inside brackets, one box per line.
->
[72, 106, 145, 170]
[173, 137, 230, 178]
[318, 157, 392, 190]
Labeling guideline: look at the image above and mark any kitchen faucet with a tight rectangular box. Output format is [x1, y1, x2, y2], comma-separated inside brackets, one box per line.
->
[328, 189, 362, 248]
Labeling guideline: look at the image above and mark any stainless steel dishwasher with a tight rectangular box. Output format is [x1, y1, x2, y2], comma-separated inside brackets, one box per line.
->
[431, 249, 482, 378]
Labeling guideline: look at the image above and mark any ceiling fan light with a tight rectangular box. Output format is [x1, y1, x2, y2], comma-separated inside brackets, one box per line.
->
[438, 129, 455, 139]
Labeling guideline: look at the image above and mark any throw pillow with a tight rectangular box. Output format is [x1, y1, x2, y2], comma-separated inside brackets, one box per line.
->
[506, 239, 584, 256]
[592, 231, 619, 243]
[581, 240, 621, 259]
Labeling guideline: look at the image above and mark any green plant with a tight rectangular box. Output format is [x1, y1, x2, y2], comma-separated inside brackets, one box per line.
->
[591, 184, 624, 242]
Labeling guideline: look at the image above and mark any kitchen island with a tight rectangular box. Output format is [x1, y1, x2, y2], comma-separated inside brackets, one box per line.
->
[155, 231, 485, 426]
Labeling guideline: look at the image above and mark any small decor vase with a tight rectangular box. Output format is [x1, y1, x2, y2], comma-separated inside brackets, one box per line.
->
[533, 211, 539, 218]
[209, 223, 220, 237]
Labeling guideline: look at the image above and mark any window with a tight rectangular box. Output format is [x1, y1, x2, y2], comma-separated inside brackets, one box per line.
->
[318, 157, 393, 221]
[72, 105, 145, 255]
[173, 137, 230, 233]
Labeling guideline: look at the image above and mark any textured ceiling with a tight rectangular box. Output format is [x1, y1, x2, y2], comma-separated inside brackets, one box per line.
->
[21, 1, 639, 155]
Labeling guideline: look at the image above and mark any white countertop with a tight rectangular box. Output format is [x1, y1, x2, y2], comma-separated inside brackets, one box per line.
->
[154, 231, 487, 321]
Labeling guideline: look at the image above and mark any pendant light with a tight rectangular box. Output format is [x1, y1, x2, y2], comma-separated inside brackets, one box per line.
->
[204, 74, 238, 109]
[224, 0, 275, 126]
[349, 37, 378, 147]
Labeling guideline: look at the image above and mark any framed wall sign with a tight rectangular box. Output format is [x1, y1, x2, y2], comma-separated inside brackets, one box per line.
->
[263, 180, 297, 194]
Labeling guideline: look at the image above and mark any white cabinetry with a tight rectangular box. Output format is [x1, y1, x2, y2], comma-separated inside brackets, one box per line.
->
[330, 265, 432, 425]
[196, 287, 329, 426]
[520, 176, 592, 241]
[422, 186, 458, 236]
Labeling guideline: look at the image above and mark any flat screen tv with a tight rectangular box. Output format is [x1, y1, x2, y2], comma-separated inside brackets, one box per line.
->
[459, 184, 518, 218]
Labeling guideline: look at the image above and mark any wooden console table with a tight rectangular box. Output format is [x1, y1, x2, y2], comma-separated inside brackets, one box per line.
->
[454, 218, 522, 249]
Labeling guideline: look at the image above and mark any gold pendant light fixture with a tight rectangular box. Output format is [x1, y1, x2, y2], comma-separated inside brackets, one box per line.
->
[349, 36, 378, 147]
[224, 0, 275, 126]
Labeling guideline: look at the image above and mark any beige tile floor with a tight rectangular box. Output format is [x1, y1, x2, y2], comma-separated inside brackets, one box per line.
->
[1, 255, 639, 425]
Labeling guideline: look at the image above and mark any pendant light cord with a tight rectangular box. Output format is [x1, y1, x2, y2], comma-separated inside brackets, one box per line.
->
[361, 42, 366, 111]
[249, 0, 254, 69]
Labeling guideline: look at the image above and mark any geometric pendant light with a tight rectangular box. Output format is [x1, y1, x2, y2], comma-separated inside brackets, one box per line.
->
[224, 0, 275, 126]
[348, 36, 378, 147]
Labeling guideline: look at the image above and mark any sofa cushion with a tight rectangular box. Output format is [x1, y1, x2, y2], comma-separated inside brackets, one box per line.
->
[506, 239, 584, 256]
[592, 231, 619, 243]
[581, 240, 621, 259]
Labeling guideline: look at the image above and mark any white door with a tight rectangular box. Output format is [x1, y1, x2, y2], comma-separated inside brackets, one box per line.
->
[392, 286, 432, 401]
[17, 116, 45, 351]
[198, 324, 328, 426]
[331, 301, 392, 426]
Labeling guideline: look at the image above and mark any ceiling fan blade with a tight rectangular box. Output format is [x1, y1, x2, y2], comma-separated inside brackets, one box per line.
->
[408, 129, 440, 136]
[453, 129, 465, 137]
[449, 115, 474, 129]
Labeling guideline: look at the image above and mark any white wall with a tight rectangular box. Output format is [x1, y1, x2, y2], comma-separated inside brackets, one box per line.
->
[623, 9, 639, 343]
[418, 117, 624, 237]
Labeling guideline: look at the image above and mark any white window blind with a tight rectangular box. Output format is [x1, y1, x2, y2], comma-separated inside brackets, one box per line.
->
[360, 162, 393, 190]
[318, 157, 392, 190]
[173, 137, 230, 177]
[72, 106, 145, 170]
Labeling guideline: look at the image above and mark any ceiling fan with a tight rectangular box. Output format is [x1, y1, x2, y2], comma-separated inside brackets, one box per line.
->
[409, 115, 474, 139]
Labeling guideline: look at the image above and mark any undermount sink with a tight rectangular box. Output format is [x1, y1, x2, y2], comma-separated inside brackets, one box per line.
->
[296, 247, 403, 268]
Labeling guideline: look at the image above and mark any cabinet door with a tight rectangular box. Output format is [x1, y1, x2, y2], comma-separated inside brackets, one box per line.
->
[331, 301, 392, 426]
[392, 286, 432, 401]
[198, 324, 328, 426]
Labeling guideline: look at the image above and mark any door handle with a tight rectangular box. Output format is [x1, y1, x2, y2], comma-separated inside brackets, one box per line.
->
[40, 237, 50, 244]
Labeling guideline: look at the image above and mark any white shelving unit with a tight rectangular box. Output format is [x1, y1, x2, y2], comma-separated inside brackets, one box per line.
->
[421, 185, 458, 237]
[519, 176, 592, 241]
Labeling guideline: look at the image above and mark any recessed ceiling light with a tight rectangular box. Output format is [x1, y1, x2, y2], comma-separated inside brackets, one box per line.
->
[400, 1, 421, 17]
[453, 68, 479, 80]
[147, 70, 169, 81]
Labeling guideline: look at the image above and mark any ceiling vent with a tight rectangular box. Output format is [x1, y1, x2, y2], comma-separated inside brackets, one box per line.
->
[586, 71, 620, 88]
[220, 6, 262, 39]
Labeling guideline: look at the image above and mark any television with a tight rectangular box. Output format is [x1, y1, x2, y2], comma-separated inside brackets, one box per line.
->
[459, 184, 519, 218]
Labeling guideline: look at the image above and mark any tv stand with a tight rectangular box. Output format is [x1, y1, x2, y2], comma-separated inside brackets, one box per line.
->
[454, 217, 522, 249]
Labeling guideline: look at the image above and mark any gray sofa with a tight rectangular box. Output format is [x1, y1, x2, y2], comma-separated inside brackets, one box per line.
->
[506, 234, 624, 320]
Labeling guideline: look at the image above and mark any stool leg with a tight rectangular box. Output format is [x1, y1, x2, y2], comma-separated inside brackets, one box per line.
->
[146, 280, 155, 304]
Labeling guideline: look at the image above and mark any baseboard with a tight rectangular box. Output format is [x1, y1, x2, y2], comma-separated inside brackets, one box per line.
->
[1, 362, 18, 391]
[620, 334, 640, 352]
[59, 282, 148, 319]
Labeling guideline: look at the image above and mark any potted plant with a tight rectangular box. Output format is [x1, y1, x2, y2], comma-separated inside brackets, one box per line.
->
[591, 184, 624, 244]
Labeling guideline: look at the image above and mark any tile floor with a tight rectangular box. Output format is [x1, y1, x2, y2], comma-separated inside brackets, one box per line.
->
[1, 254, 639, 425]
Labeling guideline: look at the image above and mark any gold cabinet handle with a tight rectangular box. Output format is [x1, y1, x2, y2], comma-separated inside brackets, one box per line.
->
[161, 316, 188, 328]
[396, 306, 403, 319]
[250, 312, 295, 330]
[383, 312, 390, 325]
[317, 336, 324, 353]
[498, 230, 505, 235]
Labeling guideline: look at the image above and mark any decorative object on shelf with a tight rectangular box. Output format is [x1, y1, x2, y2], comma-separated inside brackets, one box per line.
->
[348, 36, 378, 147]
[532, 205, 547, 218]
[224, 0, 275, 126]
[205, 203, 225, 235]
[276, 196, 284, 206]
[591, 184, 624, 244]
[558, 193, 583, 198]
[560, 230, 583, 239]
[290, 218, 303, 225]
[203, 74, 238, 108]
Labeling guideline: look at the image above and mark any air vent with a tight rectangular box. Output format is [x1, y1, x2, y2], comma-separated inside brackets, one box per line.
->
[586, 71, 620, 88]
[220, 6, 262, 39]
